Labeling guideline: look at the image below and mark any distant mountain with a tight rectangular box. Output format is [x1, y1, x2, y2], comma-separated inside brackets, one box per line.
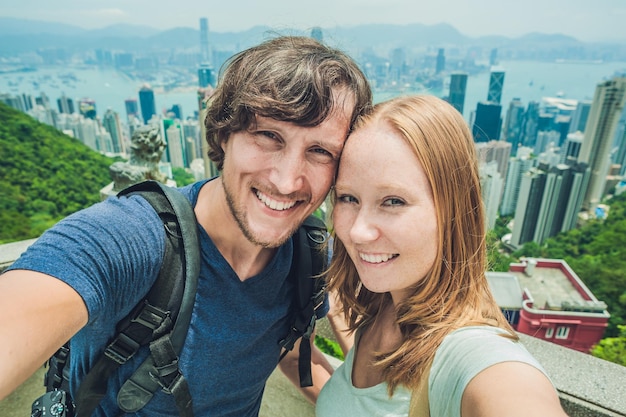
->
[0, 17, 623, 61]
[0, 17, 85, 36]
[84, 24, 160, 39]
[518, 32, 581, 43]
[0, 18, 158, 38]
[328, 22, 469, 50]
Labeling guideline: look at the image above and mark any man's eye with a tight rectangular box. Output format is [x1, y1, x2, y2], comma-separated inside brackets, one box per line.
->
[312, 147, 332, 157]
[259, 131, 279, 140]
[253, 131, 283, 150]
[309, 147, 335, 163]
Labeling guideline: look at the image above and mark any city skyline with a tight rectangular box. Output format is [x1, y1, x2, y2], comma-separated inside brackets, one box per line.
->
[1, 0, 625, 43]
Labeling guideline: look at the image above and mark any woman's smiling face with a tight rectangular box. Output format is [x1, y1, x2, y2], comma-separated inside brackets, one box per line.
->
[332, 119, 439, 305]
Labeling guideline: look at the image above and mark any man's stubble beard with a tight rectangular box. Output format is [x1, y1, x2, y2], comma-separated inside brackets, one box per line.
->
[222, 181, 300, 249]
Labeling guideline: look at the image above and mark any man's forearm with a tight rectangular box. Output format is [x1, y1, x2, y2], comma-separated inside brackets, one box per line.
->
[278, 334, 335, 404]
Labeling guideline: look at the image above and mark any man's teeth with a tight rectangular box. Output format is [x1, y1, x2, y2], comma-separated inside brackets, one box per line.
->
[256, 191, 297, 211]
[360, 253, 397, 263]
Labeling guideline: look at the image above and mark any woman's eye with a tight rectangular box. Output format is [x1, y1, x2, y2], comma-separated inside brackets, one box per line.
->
[336, 194, 357, 204]
[384, 198, 405, 206]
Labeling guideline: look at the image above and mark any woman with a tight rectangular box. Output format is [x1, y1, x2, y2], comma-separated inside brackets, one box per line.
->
[316, 95, 568, 417]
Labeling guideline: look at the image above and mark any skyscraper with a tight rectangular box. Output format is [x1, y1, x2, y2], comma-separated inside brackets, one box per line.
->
[57, 94, 74, 114]
[534, 130, 560, 156]
[198, 64, 215, 88]
[125, 98, 139, 120]
[475, 140, 512, 179]
[489, 48, 498, 66]
[22, 94, 35, 111]
[472, 102, 502, 142]
[1, 93, 24, 112]
[614, 122, 626, 175]
[199, 18, 210, 63]
[479, 161, 504, 229]
[435, 48, 445, 74]
[487, 68, 505, 104]
[511, 159, 590, 248]
[36, 92, 51, 109]
[578, 77, 626, 210]
[502, 98, 525, 151]
[500, 147, 535, 216]
[183, 118, 202, 160]
[511, 168, 546, 248]
[102, 109, 125, 154]
[569, 100, 592, 133]
[561, 131, 584, 164]
[390, 48, 405, 83]
[138, 84, 157, 125]
[163, 119, 186, 168]
[448, 72, 468, 115]
[520, 101, 540, 148]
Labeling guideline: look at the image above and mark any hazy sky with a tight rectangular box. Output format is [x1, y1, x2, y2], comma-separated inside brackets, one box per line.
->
[2, 0, 626, 42]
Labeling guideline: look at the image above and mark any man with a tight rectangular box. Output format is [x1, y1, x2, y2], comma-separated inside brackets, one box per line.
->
[0, 36, 372, 416]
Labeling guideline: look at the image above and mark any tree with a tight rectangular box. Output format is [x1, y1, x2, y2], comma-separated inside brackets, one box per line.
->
[591, 325, 626, 366]
[172, 167, 196, 187]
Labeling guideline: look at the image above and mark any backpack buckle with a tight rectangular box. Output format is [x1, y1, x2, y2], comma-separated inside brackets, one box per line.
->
[303, 315, 317, 339]
[132, 301, 170, 331]
[278, 328, 298, 351]
[149, 361, 182, 394]
[104, 333, 141, 365]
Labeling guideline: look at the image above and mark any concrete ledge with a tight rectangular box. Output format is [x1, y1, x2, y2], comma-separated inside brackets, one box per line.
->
[519, 333, 626, 417]
[0, 238, 37, 272]
[260, 349, 342, 417]
[260, 365, 315, 416]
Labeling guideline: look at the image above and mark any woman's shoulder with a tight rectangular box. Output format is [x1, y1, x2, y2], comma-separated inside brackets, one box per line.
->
[428, 326, 545, 417]
[430, 325, 546, 392]
[436, 326, 532, 364]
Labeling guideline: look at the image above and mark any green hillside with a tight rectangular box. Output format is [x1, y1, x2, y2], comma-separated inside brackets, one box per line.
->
[0, 102, 114, 243]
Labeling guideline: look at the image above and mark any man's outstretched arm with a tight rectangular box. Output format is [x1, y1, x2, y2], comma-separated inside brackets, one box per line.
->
[0, 269, 87, 400]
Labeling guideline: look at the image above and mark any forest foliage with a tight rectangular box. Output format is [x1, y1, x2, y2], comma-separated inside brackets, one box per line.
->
[0, 102, 115, 243]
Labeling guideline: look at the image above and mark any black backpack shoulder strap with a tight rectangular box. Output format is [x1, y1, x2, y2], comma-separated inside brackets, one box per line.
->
[74, 180, 200, 417]
[278, 214, 328, 387]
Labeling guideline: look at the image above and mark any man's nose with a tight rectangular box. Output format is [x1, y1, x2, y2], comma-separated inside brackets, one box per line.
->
[269, 153, 305, 195]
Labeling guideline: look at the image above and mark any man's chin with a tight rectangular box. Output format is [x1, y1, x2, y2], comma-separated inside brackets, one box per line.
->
[246, 221, 301, 248]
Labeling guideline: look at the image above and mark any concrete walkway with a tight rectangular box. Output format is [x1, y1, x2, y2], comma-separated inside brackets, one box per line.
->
[0, 367, 45, 417]
[0, 362, 320, 416]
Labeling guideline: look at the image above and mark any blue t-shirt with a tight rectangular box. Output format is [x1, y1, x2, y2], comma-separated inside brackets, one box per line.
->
[10, 180, 327, 416]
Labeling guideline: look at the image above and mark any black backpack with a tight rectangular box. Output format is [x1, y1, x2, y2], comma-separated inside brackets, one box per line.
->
[40, 180, 328, 417]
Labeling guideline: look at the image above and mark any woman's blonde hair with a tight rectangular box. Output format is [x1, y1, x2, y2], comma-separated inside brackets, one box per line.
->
[327, 95, 515, 394]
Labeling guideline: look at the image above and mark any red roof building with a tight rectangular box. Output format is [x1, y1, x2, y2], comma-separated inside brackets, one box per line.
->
[487, 258, 610, 353]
